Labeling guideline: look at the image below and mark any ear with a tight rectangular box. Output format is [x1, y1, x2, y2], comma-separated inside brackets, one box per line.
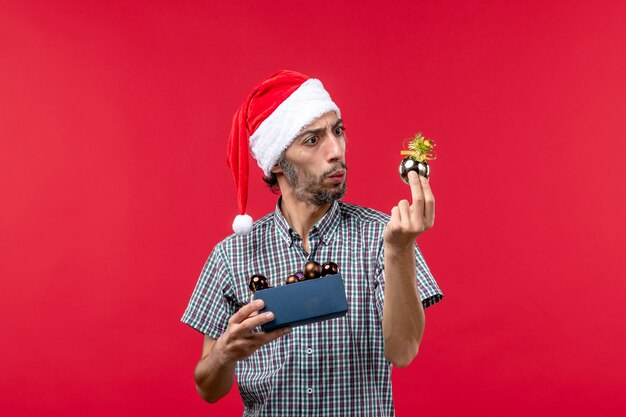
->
[270, 164, 283, 174]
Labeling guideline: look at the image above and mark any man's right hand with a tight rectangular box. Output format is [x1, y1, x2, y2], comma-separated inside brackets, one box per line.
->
[212, 299, 291, 365]
[194, 299, 291, 403]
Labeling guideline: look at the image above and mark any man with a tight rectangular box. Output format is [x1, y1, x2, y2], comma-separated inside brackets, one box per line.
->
[182, 70, 443, 416]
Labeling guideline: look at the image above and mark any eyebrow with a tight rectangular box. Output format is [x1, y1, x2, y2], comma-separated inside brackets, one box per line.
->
[296, 118, 343, 141]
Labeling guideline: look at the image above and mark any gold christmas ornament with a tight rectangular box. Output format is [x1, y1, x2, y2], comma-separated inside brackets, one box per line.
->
[399, 133, 437, 183]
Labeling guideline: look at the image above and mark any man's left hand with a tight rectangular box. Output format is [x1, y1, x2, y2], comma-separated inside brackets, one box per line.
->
[383, 170, 435, 249]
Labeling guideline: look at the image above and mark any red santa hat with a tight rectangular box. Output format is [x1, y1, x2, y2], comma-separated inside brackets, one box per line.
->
[227, 70, 341, 235]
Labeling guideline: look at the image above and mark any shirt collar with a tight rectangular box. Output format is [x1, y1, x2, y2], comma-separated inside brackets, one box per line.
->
[273, 198, 341, 247]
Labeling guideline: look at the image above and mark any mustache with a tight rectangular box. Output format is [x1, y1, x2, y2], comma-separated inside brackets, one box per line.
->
[323, 162, 348, 178]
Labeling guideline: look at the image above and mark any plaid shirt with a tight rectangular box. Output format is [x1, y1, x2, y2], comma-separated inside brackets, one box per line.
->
[182, 200, 443, 417]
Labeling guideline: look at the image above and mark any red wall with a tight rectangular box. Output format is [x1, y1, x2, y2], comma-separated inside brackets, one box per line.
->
[1, 1, 625, 415]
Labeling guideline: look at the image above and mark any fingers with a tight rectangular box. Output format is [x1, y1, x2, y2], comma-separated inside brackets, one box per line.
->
[229, 299, 265, 325]
[398, 199, 411, 225]
[221, 302, 291, 363]
[241, 326, 291, 354]
[259, 327, 292, 344]
[234, 315, 291, 348]
[408, 171, 424, 222]
[386, 171, 435, 244]
[239, 310, 276, 333]
[229, 299, 288, 336]
[390, 206, 400, 223]
[408, 171, 435, 229]
[419, 175, 436, 228]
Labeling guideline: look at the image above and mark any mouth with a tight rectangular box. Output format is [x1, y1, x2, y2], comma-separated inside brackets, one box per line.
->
[325, 170, 346, 184]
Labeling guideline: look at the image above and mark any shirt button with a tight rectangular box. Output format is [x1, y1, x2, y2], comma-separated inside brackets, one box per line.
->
[306, 348, 313, 355]
[306, 388, 313, 395]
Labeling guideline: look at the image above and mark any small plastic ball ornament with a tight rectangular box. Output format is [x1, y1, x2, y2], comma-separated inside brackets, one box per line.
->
[321, 261, 340, 277]
[303, 261, 322, 280]
[399, 133, 436, 183]
[399, 157, 430, 183]
[249, 274, 269, 292]
[285, 274, 300, 284]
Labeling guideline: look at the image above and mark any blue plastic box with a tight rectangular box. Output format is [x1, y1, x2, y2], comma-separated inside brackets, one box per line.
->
[251, 274, 348, 332]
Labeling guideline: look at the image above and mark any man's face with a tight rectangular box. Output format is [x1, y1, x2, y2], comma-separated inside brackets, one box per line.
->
[277, 111, 348, 205]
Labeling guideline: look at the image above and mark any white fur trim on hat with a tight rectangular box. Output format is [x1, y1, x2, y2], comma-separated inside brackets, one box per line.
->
[249, 78, 341, 176]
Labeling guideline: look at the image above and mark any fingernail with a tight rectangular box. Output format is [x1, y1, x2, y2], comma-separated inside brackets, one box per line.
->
[255, 299, 264, 308]
[408, 171, 418, 180]
[265, 312, 274, 320]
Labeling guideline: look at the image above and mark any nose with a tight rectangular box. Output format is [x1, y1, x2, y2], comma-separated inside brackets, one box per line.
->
[323, 132, 345, 162]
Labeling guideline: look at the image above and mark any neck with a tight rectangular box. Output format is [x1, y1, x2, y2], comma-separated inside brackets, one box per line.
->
[279, 193, 331, 251]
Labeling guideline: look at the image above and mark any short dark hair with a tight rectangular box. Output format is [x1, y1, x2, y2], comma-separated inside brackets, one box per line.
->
[262, 172, 280, 194]
[262, 152, 287, 194]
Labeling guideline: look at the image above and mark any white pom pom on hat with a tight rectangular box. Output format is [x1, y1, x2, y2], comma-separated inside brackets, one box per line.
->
[232, 214, 253, 235]
[226, 70, 341, 235]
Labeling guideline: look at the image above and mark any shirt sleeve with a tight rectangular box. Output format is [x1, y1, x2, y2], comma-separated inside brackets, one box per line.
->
[413, 243, 443, 308]
[374, 241, 443, 316]
[181, 244, 234, 339]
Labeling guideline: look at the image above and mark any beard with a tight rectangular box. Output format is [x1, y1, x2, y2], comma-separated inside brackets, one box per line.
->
[279, 158, 347, 206]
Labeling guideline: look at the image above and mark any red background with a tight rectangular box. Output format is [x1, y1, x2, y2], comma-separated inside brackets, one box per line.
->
[1, 1, 625, 415]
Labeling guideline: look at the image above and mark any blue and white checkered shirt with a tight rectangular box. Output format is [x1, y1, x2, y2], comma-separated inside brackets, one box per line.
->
[182, 199, 443, 416]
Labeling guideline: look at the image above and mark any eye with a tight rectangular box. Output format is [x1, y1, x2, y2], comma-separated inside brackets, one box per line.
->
[334, 126, 345, 136]
[304, 136, 319, 145]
